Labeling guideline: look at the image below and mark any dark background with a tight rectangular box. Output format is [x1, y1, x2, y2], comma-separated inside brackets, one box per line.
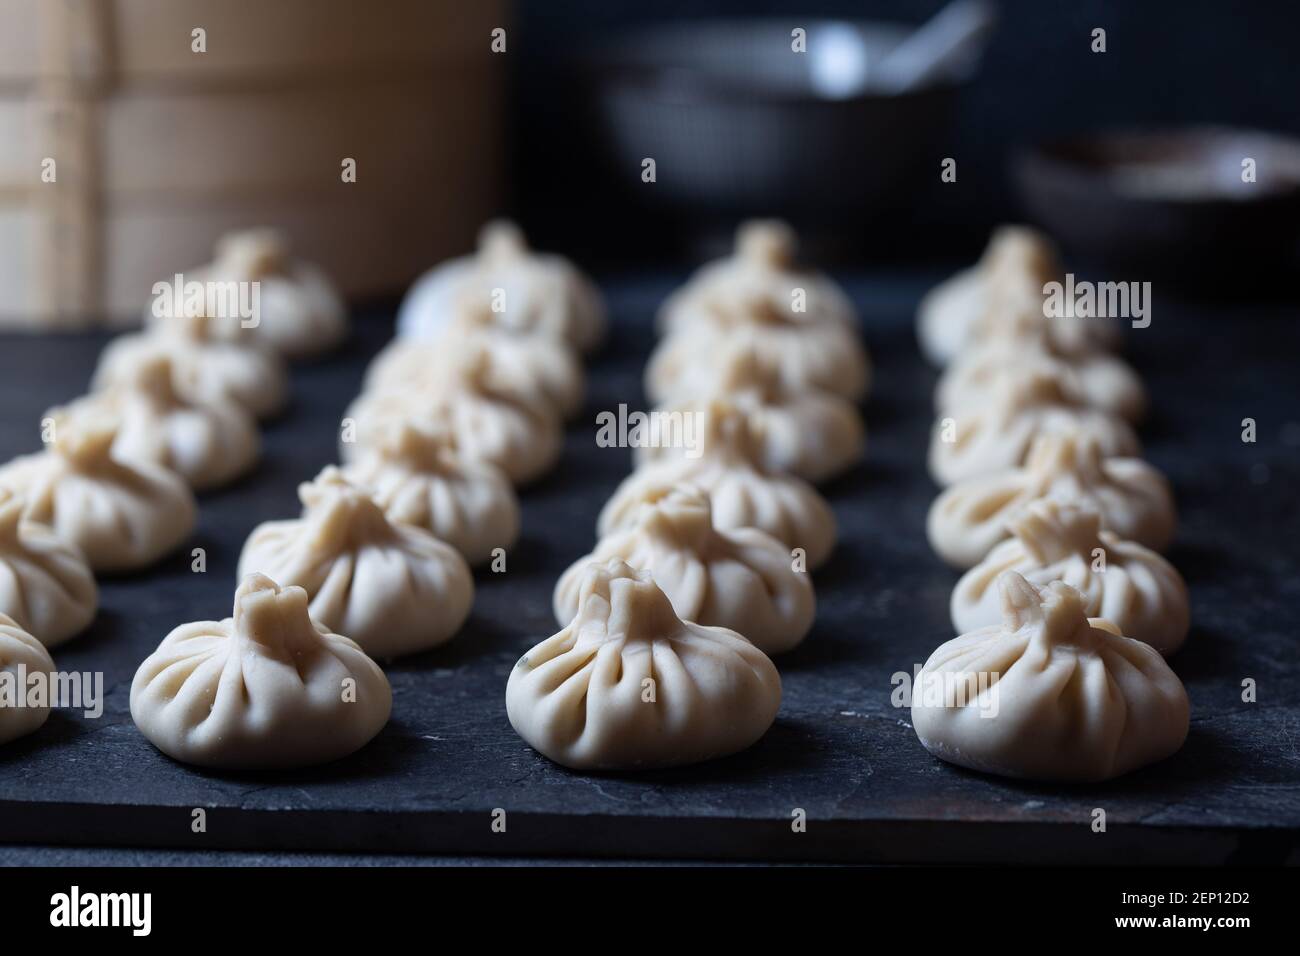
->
[508, 0, 1300, 267]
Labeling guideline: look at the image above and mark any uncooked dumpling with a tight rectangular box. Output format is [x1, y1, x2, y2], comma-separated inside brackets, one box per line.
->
[341, 348, 563, 486]
[0, 487, 96, 648]
[951, 500, 1189, 654]
[912, 572, 1189, 781]
[0, 613, 55, 745]
[917, 226, 1059, 366]
[599, 401, 837, 569]
[928, 372, 1140, 486]
[342, 420, 519, 567]
[927, 432, 1176, 569]
[130, 573, 391, 769]
[555, 485, 814, 655]
[657, 220, 858, 337]
[397, 220, 606, 354]
[237, 467, 474, 658]
[637, 345, 864, 483]
[365, 312, 584, 420]
[507, 559, 781, 770]
[646, 307, 869, 405]
[0, 412, 197, 573]
[94, 311, 289, 420]
[936, 335, 1147, 423]
[148, 229, 347, 359]
[918, 225, 1121, 366]
[62, 355, 259, 492]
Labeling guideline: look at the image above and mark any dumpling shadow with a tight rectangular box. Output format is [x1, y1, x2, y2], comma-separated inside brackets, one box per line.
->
[552, 717, 830, 787]
[0, 710, 94, 768]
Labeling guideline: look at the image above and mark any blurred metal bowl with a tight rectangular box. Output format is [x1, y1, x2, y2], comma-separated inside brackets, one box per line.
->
[585, 19, 966, 221]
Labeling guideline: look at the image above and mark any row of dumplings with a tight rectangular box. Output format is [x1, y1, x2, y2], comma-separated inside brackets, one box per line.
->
[910, 227, 1192, 782]
[0, 229, 349, 746]
[507, 222, 871, 770]
[132, 223, 610, 768]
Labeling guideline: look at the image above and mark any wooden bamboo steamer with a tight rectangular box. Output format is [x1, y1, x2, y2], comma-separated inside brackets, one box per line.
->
[0, 0, 507, 327]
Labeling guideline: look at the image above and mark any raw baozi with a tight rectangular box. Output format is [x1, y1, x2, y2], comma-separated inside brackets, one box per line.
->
[365, 314, 584, 420]
[637, 345, 864, 483]
[147, 228, 348, 359]
[599, 401, 837, 569]
[657, 219, 858, 337]
[94, 311, 289, 420]
[927, 432, 1176, 569]
[341, 349, 563, 486]
[936, 335, 1147, 423]
[917, 225, 1121, 366]
[928, 372, 1139, 486]
[911, 572, 1189, 781]
[341, 420, 519, 567]
[507, 559, 782, 770]
[951, 500, 1189, 654]
[917, 225, 1059, 366]
[237, 467, 473, 658]
[397, 220, 606, 354]
[63, 355, 260, 492]
[645, 308, 869, 405]
[0, 613, 55, 745]
[0, 487, 96, 648]
[0, 412, 197, 573]
[130, 574, 391, 769]
[555, 485, 814, 655]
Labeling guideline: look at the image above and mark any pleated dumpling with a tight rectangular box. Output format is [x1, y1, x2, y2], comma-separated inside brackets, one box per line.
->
[507, 559, 781, 770]
[555, 485, 814, 655]
[646, 309, 869, 406]
[928, 372, 1139, 486]
[912, 572, 1189, 781]
[917, 225, 1121, 366]
[62, 355, 259, 491]
[237, 467, 473, 658]
[0, 487, 96, 648]
[130, 574, 391, 769]
[148, 229, 347, 359]
[341, 420, 519, 567]
[599, 401, 837, 569]
[917, 225, 1059, 366]
[364, 312, 584, 420]
[951, 500, 1189, 654]
[656, 219, 858, 337]
[341, 348, 562, 486]
[94, 311, 289, 420]
[927, 432, 1176, 569]
[397, 220, 606, 354]
[637, 345, 864, 484]
[0, 412, 196, 573]
[0, 613, 55, 745]
[936, 335, 1147, 423]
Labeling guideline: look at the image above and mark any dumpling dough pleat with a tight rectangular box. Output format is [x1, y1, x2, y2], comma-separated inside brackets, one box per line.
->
[0, 487, 96, 648]
[0, 613, 56, 745]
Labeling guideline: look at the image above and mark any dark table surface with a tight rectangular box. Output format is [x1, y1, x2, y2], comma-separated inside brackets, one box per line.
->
[1, 272, 1298, 866]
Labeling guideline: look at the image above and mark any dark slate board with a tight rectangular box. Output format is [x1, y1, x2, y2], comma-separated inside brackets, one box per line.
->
[1, 275, 1298, 865]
